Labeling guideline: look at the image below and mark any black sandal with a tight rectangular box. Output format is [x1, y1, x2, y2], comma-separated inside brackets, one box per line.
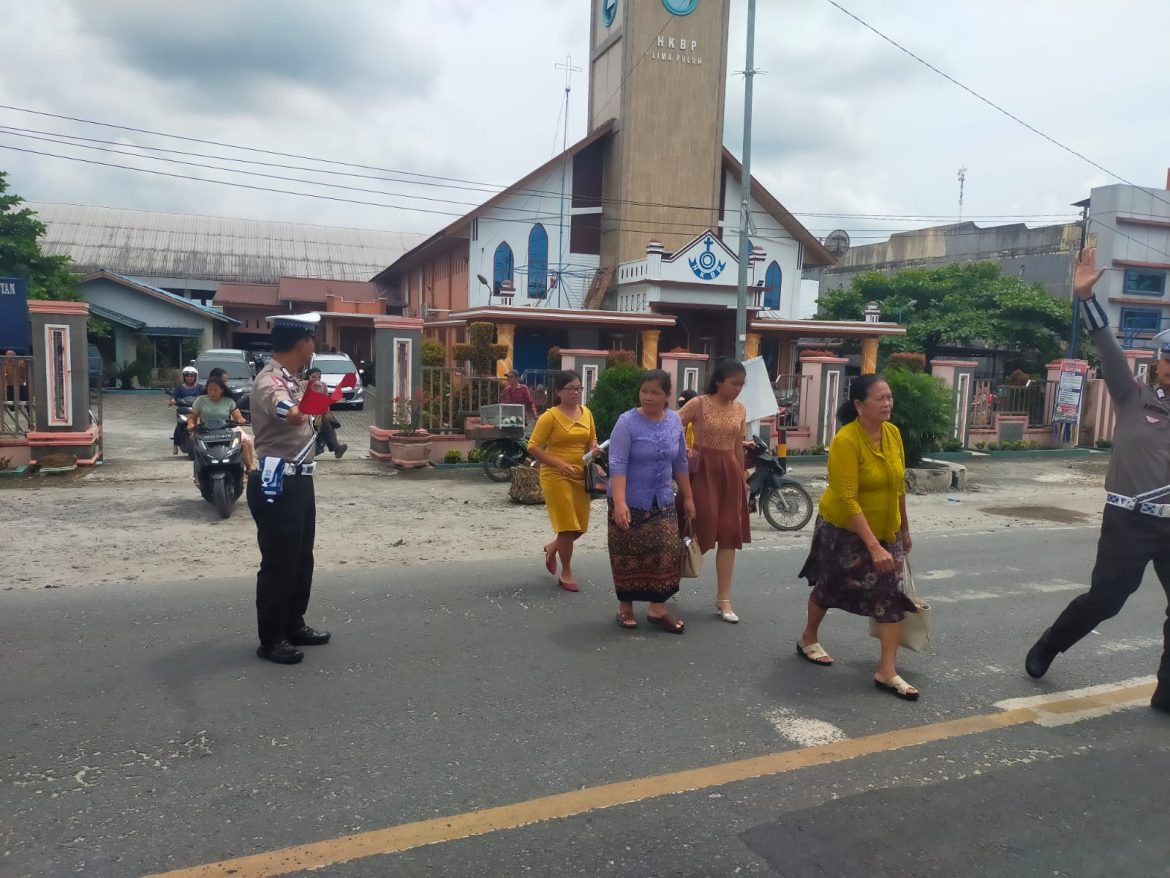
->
[646, 612, 685, 633]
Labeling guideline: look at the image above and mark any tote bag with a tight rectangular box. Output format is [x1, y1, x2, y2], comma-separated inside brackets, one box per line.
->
[868, 558, 931, 652]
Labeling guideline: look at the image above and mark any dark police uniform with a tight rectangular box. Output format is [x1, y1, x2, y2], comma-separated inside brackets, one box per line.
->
[1029, 294, 1170, 712]
[246, 317, 327, 662]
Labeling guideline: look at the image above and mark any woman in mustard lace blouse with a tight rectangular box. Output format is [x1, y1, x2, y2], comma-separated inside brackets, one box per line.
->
[796, 374, 920, 701]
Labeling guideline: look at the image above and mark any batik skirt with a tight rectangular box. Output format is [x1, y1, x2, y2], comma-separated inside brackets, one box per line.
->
[798, 516, 916, 623]
[608, 498, 682, 603]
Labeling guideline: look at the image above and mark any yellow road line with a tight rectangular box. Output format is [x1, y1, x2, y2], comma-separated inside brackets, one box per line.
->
[145, 681, 1155, 878]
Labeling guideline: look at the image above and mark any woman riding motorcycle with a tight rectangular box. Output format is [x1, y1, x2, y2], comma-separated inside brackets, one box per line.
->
[169, 366, 203, 455]
[187, 375, 256, 473]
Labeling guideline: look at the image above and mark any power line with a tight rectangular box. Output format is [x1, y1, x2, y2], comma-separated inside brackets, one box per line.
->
[823, 0, 1170, 214]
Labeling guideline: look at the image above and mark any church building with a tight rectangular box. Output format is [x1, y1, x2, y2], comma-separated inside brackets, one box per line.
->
[371, 0, 902, 380]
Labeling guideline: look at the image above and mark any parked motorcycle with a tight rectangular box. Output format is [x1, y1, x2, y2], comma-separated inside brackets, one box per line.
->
[746, 435, 814, 531]
[480, 435, 530, 482]
[192, 419, 245, 519]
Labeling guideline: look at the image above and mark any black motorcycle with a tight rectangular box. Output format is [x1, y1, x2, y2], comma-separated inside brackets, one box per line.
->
[174, 398, 195, 457]
[746, 435, 814, 531]
[192, 419, 245, 518]
[480, 434, 530, 482]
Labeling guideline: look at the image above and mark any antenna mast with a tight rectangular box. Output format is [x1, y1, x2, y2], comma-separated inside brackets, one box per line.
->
[554, 54, 582, 309]
[957, 167, 968, 220]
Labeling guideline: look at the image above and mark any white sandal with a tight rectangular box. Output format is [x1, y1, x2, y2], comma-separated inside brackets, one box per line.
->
[797, 641, 833, 666]
[874, 674, 920, 701]
[715, 600, 739, 624]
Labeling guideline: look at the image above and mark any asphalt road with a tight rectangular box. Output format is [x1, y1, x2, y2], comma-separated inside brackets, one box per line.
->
[3, 523, 1168, 878]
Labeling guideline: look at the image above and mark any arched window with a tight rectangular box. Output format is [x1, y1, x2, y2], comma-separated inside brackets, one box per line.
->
[764, 261, 782, 310]
[527, 224, 549, 298]
[493, 242, 513, 291]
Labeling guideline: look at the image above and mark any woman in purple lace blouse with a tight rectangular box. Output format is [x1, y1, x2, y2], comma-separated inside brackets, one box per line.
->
[608, 369, 696, 632]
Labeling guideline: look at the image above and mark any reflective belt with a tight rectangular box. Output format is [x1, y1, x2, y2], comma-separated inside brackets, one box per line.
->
[1106, 492, 1170, 518]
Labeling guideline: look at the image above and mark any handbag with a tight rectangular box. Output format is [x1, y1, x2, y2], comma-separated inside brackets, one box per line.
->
[868, 557, 931, 652]
[584, 456, 609, 498]
[679, 519, 703, 578]
[686, 396, 704, 470]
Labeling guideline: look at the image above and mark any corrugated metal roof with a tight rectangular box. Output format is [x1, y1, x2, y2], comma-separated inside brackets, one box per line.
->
[28, 203, 427, 285]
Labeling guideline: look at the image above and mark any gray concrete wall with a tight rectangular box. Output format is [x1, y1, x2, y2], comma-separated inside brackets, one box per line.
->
[816, 222, 1080, 302]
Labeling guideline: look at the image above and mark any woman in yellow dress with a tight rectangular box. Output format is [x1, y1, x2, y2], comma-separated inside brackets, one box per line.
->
[527, 370, 600, 592]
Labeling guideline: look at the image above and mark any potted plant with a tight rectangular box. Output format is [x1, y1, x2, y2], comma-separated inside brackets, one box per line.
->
[388, 388, 433, 468]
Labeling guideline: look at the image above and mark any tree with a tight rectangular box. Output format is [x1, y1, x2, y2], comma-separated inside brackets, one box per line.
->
[885, 367, 955, 466]
[452, 322, 508, 376]
[0, 171, 78, 302]
[817, 262, 1081, 372]
[587, 363, 641, 440]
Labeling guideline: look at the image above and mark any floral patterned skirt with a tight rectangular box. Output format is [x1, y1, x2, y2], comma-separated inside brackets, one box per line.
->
[798, 517, 916, 623]
[608, 499, 681, 603]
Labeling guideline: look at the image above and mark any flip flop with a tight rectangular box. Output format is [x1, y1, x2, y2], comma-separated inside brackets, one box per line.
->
[557, 578, 579, 593]
[543, 547, 557, 575]
[646, 612, 685, 634]
[874, 675, 920, 701]
[796, 641, 833, 666]
[616, 611, 638, 630]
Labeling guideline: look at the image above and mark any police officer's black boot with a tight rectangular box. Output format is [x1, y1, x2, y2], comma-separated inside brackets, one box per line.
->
[1026, 628, 1058, 679]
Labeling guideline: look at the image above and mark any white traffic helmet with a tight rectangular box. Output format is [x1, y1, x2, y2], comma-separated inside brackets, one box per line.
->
[181, 366, 199, 377]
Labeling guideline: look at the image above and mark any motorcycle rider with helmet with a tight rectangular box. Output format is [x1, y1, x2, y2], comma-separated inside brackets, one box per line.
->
[169, 366, 203, 454]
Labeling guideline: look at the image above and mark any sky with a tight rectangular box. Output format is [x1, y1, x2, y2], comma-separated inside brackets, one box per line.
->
[0, 0, 1167, 248]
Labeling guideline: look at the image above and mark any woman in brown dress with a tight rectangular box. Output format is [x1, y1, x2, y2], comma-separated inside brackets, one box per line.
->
[678, 358, 752, 623]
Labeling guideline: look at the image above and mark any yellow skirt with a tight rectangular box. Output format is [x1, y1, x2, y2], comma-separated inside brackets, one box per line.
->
[540, 465, 591, 533]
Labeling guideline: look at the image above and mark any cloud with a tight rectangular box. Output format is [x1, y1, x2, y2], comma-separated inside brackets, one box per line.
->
[66, 0, 434, 109]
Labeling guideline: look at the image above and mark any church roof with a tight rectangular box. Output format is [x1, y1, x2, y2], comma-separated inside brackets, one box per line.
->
[372, 122, 834, 284]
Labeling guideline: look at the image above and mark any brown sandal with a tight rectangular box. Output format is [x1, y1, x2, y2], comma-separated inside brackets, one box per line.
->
[616, 609, 638, 629]
[646, 612, 685, 633]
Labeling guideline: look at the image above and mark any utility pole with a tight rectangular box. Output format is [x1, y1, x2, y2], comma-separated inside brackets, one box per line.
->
[735, 0, 758, 361]
[554, 54, 581, 310]
[1068, 200, 1089, 357]
[957, 167, 967, 221]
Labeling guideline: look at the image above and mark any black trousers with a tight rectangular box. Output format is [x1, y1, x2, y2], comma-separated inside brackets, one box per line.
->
[247, 473, 316, 646]
[318, 417, 341, 453]
[1048, 504, 1170, 685]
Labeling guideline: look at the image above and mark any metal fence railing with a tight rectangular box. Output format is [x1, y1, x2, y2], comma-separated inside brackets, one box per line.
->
[419, 367, 503, 435]
[1, 355, 34, 439]
[970, 379, 1057, 429]
[520, 369, 559, 415]
[773, 373, 811, 428]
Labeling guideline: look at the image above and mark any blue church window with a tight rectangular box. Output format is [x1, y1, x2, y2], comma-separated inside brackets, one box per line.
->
[528, 224, 549, 298]
[493, 242, 513, 292]
[764, 261, 782, 310]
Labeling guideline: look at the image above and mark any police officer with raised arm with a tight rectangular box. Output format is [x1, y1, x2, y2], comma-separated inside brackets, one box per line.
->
[1026, 248, 1170, 714]
[247, 313, 330, 665]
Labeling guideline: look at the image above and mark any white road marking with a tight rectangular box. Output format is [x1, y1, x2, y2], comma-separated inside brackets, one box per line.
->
[763, 707, 848, 748]
[995, 676, 1156, 712]
[1098, 635, 1163, 654]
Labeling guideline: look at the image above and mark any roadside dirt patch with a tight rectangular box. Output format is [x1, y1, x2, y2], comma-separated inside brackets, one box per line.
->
[978, 505, 1092, 524]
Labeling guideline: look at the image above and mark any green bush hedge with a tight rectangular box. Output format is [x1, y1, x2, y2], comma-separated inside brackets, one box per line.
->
[885, 368, 954, 467]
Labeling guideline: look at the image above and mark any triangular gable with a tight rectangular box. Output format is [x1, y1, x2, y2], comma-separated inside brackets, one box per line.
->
[81, 271, 240, 324]
[721, 148, 835, 268]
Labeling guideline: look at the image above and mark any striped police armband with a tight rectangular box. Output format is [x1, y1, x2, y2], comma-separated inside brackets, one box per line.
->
[275, 399, 294, 420]
[1080, 295, 1109, 331]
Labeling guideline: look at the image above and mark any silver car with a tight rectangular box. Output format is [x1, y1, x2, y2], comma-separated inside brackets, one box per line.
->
[311, 353, 364, 410]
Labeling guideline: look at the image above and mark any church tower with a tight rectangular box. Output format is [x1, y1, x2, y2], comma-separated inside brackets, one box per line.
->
[587, 0, 732, 265]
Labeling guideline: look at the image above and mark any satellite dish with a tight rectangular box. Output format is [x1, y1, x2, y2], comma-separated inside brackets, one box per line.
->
[823, 229, 851, 259]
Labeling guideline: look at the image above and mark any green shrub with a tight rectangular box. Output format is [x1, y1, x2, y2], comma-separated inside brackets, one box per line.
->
[885, 368, 955, 467]
[1095, 439, 1112, 449]
[442, 449, 463, 463]
[1027, 440, 1041, 450]
[588, 363, 642, 440]
[422, 339, 446, 367]
[111, 360, 141, 389]
[467, 447, 486, 463]
[942, 437, 963, 452]
[547, 346, 562, 369]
